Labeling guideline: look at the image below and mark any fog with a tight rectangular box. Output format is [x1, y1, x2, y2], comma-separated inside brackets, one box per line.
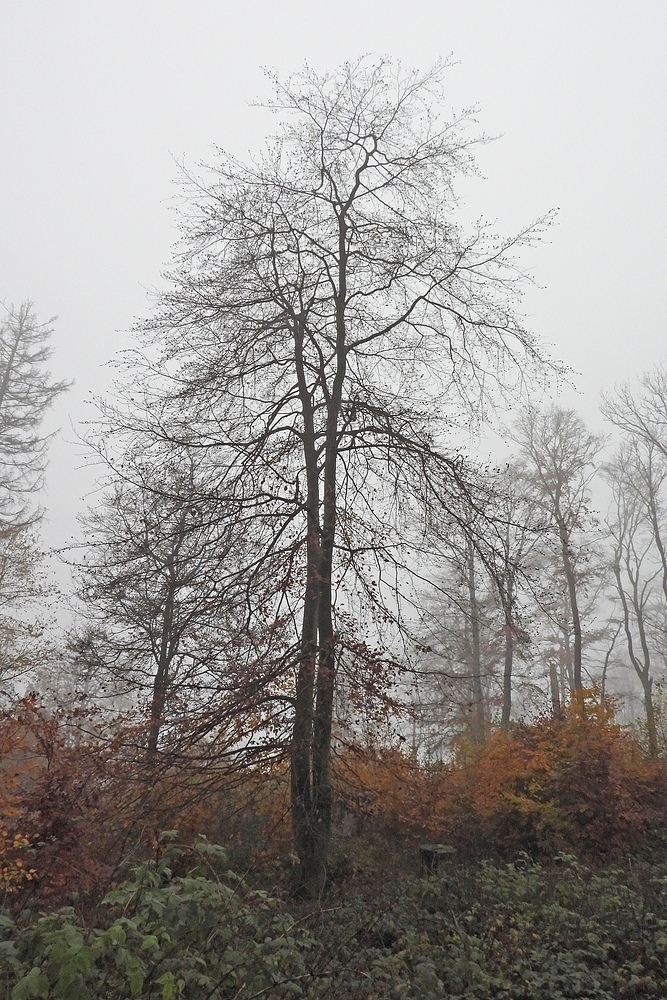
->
[2, 1, 666, 552]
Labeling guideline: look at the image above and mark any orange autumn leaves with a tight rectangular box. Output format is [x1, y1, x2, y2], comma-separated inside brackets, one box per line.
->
[333, 699, 667, 861]
[1, 693, 666, 913]
[441, 703, 666, 859]
[0, 702, 42, 896]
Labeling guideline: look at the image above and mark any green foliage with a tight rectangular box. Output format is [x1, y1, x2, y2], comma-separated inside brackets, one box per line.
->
[4, 838, 667, 999]
[0, 836, 316, 999]
[315, 854, 667, 998]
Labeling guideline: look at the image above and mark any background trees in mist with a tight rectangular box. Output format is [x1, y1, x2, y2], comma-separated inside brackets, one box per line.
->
[0, 303, 68, 686]
[602, 366, 667, 755]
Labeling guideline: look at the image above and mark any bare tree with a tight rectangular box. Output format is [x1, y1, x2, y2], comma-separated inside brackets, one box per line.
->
[416, 465, 545, 745]
[482, 466, 544, 728]
[604, 442, 665, 755]
[110, 59, 555, 895]
[603, 363, 667, 462]
[603, 366, 667, 609]
[0, 302, 69, 529]
[0, 302, 69, 684]
[601, 367, 667, 747]
[510, 405, 605, 694]
[70, 440, 281, 762]
[0, 528, 52, 688]
[415, 521, 500, 753]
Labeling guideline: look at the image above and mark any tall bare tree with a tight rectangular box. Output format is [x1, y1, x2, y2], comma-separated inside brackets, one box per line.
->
[603, 365, 667, 610]
[416, 465, 545, 746]
[482, 466, 544, 728]
[601, 365, 667, 747]
[415, 520, 499, 753]
[0, 302, 69, 683]
[603, 363, 667, 462]
[70, 438, 284, 762]
[111, 59, 555, 895]
[510, 405, 605, 694]
[604, 441, 665, 755]
[0, 302, 69, 529]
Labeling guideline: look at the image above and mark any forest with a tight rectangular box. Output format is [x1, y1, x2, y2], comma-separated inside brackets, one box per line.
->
[3, 59, 667, 998]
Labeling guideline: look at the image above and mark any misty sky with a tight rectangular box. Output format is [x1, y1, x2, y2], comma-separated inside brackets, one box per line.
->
[2, 1, 667, 552]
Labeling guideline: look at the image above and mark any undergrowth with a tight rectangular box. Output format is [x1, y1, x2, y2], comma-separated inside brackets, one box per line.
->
[3, 837, 667, 999]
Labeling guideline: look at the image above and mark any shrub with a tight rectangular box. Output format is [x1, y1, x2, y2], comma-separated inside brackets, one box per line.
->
[437, 700, 667, 860]
[0, 835, 317, 1000]
[329, 700, 667, 865]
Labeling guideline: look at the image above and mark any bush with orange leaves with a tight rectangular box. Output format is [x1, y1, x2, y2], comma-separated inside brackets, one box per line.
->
[331, 699, 667, 865]
[333, 743, 430, 841]
[0, 698, 131, 912]
[3, 692, 666, 912]
[0, 697, 296, 911]
[0, 700, 43, 901]
[434, 698, 667, 861]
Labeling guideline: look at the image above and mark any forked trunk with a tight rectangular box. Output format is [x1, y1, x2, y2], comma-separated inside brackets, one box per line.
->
[290, 211, 348, 897]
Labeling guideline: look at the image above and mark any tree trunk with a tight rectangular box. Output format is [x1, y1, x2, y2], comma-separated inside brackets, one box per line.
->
[290, 527, 321, 896]
[146, 567, 176, 764]
[613, 558, 658, 756]
[290, 316, 323, 897]
[549, 656, 561, 717]
[558, 518, 583, 691]
[291, 205, 349, 896]
[642, 672, 658, 757]
[466, 536, 485, 743]
[500, 618, 513, 730]
[307, 486, 337, 898]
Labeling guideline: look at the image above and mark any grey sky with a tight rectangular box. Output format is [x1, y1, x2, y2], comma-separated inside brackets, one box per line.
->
[2, 1, 666, 550]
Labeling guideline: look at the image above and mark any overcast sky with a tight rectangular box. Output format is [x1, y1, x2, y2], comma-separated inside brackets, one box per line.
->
[2, 1, 667, 552]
